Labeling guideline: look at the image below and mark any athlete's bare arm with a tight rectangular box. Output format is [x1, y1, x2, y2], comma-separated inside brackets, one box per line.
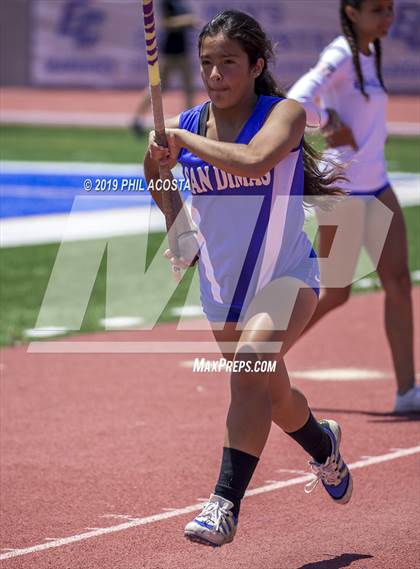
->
[156, 100, 306, 179]
[144, 114, 180, 212]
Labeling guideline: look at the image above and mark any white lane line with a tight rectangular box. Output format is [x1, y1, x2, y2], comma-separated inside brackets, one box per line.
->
[291, 368, 389, 382]
[276, 468, 308, 475]
[1, 445, 419, 561]
[246, 446, 420, 498]
[99, 316, 145, 330]
[101, 514, 139, 520]
[23, 327, 70, 339]
[0, 110, 136, 128]
[170, 305, 204, 318]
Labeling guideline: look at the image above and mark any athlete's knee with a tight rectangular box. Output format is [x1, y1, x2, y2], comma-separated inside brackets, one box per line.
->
[382, 269, 412, 301]
[230, 344, 269, 391]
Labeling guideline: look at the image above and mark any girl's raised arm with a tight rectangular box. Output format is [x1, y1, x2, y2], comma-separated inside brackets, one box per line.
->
[288, 43, 349, 128]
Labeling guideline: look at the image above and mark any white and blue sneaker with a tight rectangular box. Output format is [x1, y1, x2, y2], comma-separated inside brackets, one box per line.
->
[394, 386, 420, 414]
[304, 419, 353, 504]
[184, 494, 238, 547]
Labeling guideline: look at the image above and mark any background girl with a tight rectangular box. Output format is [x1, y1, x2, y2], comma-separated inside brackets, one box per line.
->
[288, 0, 419, 414]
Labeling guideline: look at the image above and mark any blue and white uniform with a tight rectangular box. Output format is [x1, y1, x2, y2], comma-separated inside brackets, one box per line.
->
[288, 35, 389, 196]
[178, 95, 319, 322]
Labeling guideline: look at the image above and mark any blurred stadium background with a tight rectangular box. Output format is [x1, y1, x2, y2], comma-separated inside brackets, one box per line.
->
[0, 0, 419, 346]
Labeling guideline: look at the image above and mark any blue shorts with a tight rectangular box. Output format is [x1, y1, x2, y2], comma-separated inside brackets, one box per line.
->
[348, 182, 390, 198]
[202, 251, 320, 323]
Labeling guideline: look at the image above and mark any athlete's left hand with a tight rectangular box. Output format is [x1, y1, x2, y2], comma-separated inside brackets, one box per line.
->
[148, 129, 182, 167]
[164, 128, 183, 160]
[164, 248, 191, 282]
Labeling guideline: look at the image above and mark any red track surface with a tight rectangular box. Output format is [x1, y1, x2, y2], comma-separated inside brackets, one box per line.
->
[1, 289, 419, 568]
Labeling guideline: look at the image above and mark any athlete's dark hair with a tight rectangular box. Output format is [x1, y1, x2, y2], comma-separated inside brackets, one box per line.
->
[198, 10, 343, 199]
[340, 0, 387, 99]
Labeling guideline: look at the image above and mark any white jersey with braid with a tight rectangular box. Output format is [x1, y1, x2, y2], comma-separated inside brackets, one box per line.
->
[288, 35, 388, 193]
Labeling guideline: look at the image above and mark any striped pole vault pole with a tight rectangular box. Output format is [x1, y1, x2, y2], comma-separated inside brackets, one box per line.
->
[142, 0, 166, 142]
[141, 0, 198, 263]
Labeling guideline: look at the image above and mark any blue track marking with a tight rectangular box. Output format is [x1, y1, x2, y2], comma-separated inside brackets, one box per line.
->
[1, 165, 418, 220]
[0, 173, 156, 218]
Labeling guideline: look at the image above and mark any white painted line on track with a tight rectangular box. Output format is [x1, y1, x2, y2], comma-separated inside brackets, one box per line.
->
[245, 446, 420, 498]
[101, 514, 139, 520]
[23, 327, 69, 339]
[387, 121, 420, 136]
[276, 468, 308, 475]
[1, 445, 419, 561]
[85, 528, 101, 531]
[291, 368, 389, 382]
[0, 110, 136, 128]
[99, 316, 145, 330]
[170, 305, 204, 318]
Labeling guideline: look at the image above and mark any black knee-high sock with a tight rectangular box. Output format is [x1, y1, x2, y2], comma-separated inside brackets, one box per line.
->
[214, 447, 259, 518]
[286, 413, 332, 464]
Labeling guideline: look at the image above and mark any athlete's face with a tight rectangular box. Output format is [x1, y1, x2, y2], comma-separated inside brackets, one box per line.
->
[346, 0, 394, 40]
[199, 33, 264, 109]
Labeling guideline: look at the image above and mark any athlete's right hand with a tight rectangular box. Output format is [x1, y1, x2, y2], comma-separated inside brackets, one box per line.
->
[148, 130, 178, 169]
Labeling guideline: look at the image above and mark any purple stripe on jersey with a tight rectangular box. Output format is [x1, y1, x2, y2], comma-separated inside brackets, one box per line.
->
[226, 191, 272, 320]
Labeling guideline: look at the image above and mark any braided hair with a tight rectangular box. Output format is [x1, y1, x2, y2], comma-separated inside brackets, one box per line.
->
[198, 10, 344, 199]
[340, 0, 387, 99]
